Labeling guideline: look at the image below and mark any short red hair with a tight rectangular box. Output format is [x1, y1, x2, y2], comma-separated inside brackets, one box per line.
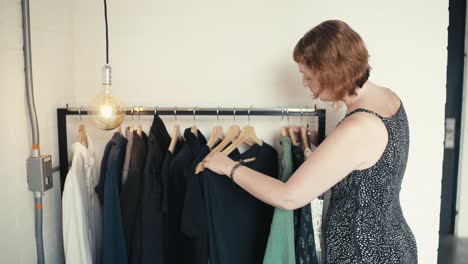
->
[293, 20, 370, 101]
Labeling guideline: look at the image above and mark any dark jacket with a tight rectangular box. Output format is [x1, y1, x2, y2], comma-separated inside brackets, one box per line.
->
[121, 131, 148, 264]
[201, 143, 278, 264]
[166, 128, 207, 264]
[141, 115, 171, 264]
[100, 132, 128, 264]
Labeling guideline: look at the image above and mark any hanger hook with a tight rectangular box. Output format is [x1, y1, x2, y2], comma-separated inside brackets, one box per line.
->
[300, 106, 303, 125]
[233, 107, 236, 122]
[286, 107, 290, 125]
[131, 107, 135, 120]
[217, 106, 220, 122]
[79, 106, 83, 121]
[154, 106, 158, 116]
[248, 105, 252, 123]
[280, 107, 284, 126]
[138, 106, 142, 120]
[174, 106, 177, 121]
[193, 106, 197, 121]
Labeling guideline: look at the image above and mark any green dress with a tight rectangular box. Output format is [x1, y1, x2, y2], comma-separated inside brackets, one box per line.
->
[263, 136, 295, 264]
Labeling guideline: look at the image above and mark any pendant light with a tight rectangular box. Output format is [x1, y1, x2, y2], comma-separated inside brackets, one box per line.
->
[89, 0, 125, 130]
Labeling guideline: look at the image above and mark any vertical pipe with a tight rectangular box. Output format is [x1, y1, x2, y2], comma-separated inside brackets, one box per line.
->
[34, 193, 44, 264]
[21, 0, 45, 263]
[21, 0, 40, 155]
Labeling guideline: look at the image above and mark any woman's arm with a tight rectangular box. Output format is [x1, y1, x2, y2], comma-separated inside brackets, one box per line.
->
[203, 113, 388, 210]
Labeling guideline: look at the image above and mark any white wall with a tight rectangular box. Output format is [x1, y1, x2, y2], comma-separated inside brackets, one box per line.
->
[0, 0, 448, 263]
[0, 0, 72, 263]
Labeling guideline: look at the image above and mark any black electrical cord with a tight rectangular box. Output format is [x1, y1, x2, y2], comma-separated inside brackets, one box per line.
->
[104, 0, 109, 64]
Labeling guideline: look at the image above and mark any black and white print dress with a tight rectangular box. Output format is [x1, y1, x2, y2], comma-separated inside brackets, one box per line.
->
[323, 100, 418, 264]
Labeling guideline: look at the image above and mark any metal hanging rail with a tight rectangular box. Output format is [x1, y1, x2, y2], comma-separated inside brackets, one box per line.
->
[57, 105, 326, 192]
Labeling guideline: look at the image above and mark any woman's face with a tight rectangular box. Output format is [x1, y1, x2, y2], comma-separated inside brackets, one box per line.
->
[298, 63, 320, 96]
[298, 63, 333, 102]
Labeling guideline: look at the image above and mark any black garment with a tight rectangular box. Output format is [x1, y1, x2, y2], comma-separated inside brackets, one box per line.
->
[201, 143, 278, 264]
[96, 132, 127, 206]
[180, 144, 213, 264]
[97, 132, 128, 264]
[291, 144, 304, 171]
[141, 115, 171, 264]
[325, 103, 417, 264]
[95, 138, 112, 206]
[292, 144, 318, 264]
[160, 138, 183, 264]
[180, 144, 211, 238]
[180, 139, 235, 264]
[166, 128, 207, 264]
[121, 131, 148, 264]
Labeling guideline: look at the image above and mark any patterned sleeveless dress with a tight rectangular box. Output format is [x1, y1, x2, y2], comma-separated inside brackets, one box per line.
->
[323, 100, 418, 264]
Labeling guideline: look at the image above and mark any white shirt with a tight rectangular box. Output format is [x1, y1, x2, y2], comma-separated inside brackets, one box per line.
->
[62, 136, 102, 264]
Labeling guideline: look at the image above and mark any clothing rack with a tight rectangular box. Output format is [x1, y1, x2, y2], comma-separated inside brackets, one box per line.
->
[57, 106, 326, 192]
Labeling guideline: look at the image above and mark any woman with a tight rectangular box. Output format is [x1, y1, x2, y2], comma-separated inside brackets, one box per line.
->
[203, 20, 418, 264]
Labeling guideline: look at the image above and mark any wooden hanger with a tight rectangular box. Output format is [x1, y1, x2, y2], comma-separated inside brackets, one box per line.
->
[280, 107, 289, 137]
[191, 126, 198, 137]
[281, 126, 289, 137]
[207, 107, 241, 152]
[244, 137, 255, 146]
[191, 107, 198, 137]
[168, 107, 181, 153]
[130, 107, 135, 133]
[206, 125, 224, 149]
[78, 125, 88, 148]
[300, 126, 311, 152]
[78, 107, 88, 148]
[222, 107, 263, 155]
[137, 106, 142, 136]
[137, 125, 142, 136]
[195, 124, 239, 174]
[169, 125, 180, 153]
[288, 126, 299, 145]
[211, 125, 241, 153]
[221, 124, 263, 156]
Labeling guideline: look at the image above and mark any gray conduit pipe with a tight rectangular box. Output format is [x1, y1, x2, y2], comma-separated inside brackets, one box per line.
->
[21, 0, 45, 263]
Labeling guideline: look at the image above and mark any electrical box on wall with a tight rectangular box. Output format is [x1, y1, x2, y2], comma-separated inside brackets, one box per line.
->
[27, 155, 53, 192]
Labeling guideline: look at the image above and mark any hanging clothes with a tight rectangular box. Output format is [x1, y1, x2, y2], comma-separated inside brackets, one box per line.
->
[141, 114, 171, 264]
[62, 136, 102, 264]
[292, 144, 319, 264]
[96, 132, 128, 264]
[95, 137, 112, 206]
[263, 136, 296, 264]
[311, 197, 324, 264]
[160, 137, 183, 263]
[180, 143, 212, 264]
[121, 131, 148, 264]
[166, 128, 207, 264]
[122, 126, 134, 185]
[201, 142, 278, 264]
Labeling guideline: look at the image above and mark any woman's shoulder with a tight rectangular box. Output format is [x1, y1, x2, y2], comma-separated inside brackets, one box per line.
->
[334, 113, 390, 170]
[343, 87, 402, 121]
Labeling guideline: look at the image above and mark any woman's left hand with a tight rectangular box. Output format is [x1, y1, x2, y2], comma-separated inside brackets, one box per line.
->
[203, 151, 237, 176]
